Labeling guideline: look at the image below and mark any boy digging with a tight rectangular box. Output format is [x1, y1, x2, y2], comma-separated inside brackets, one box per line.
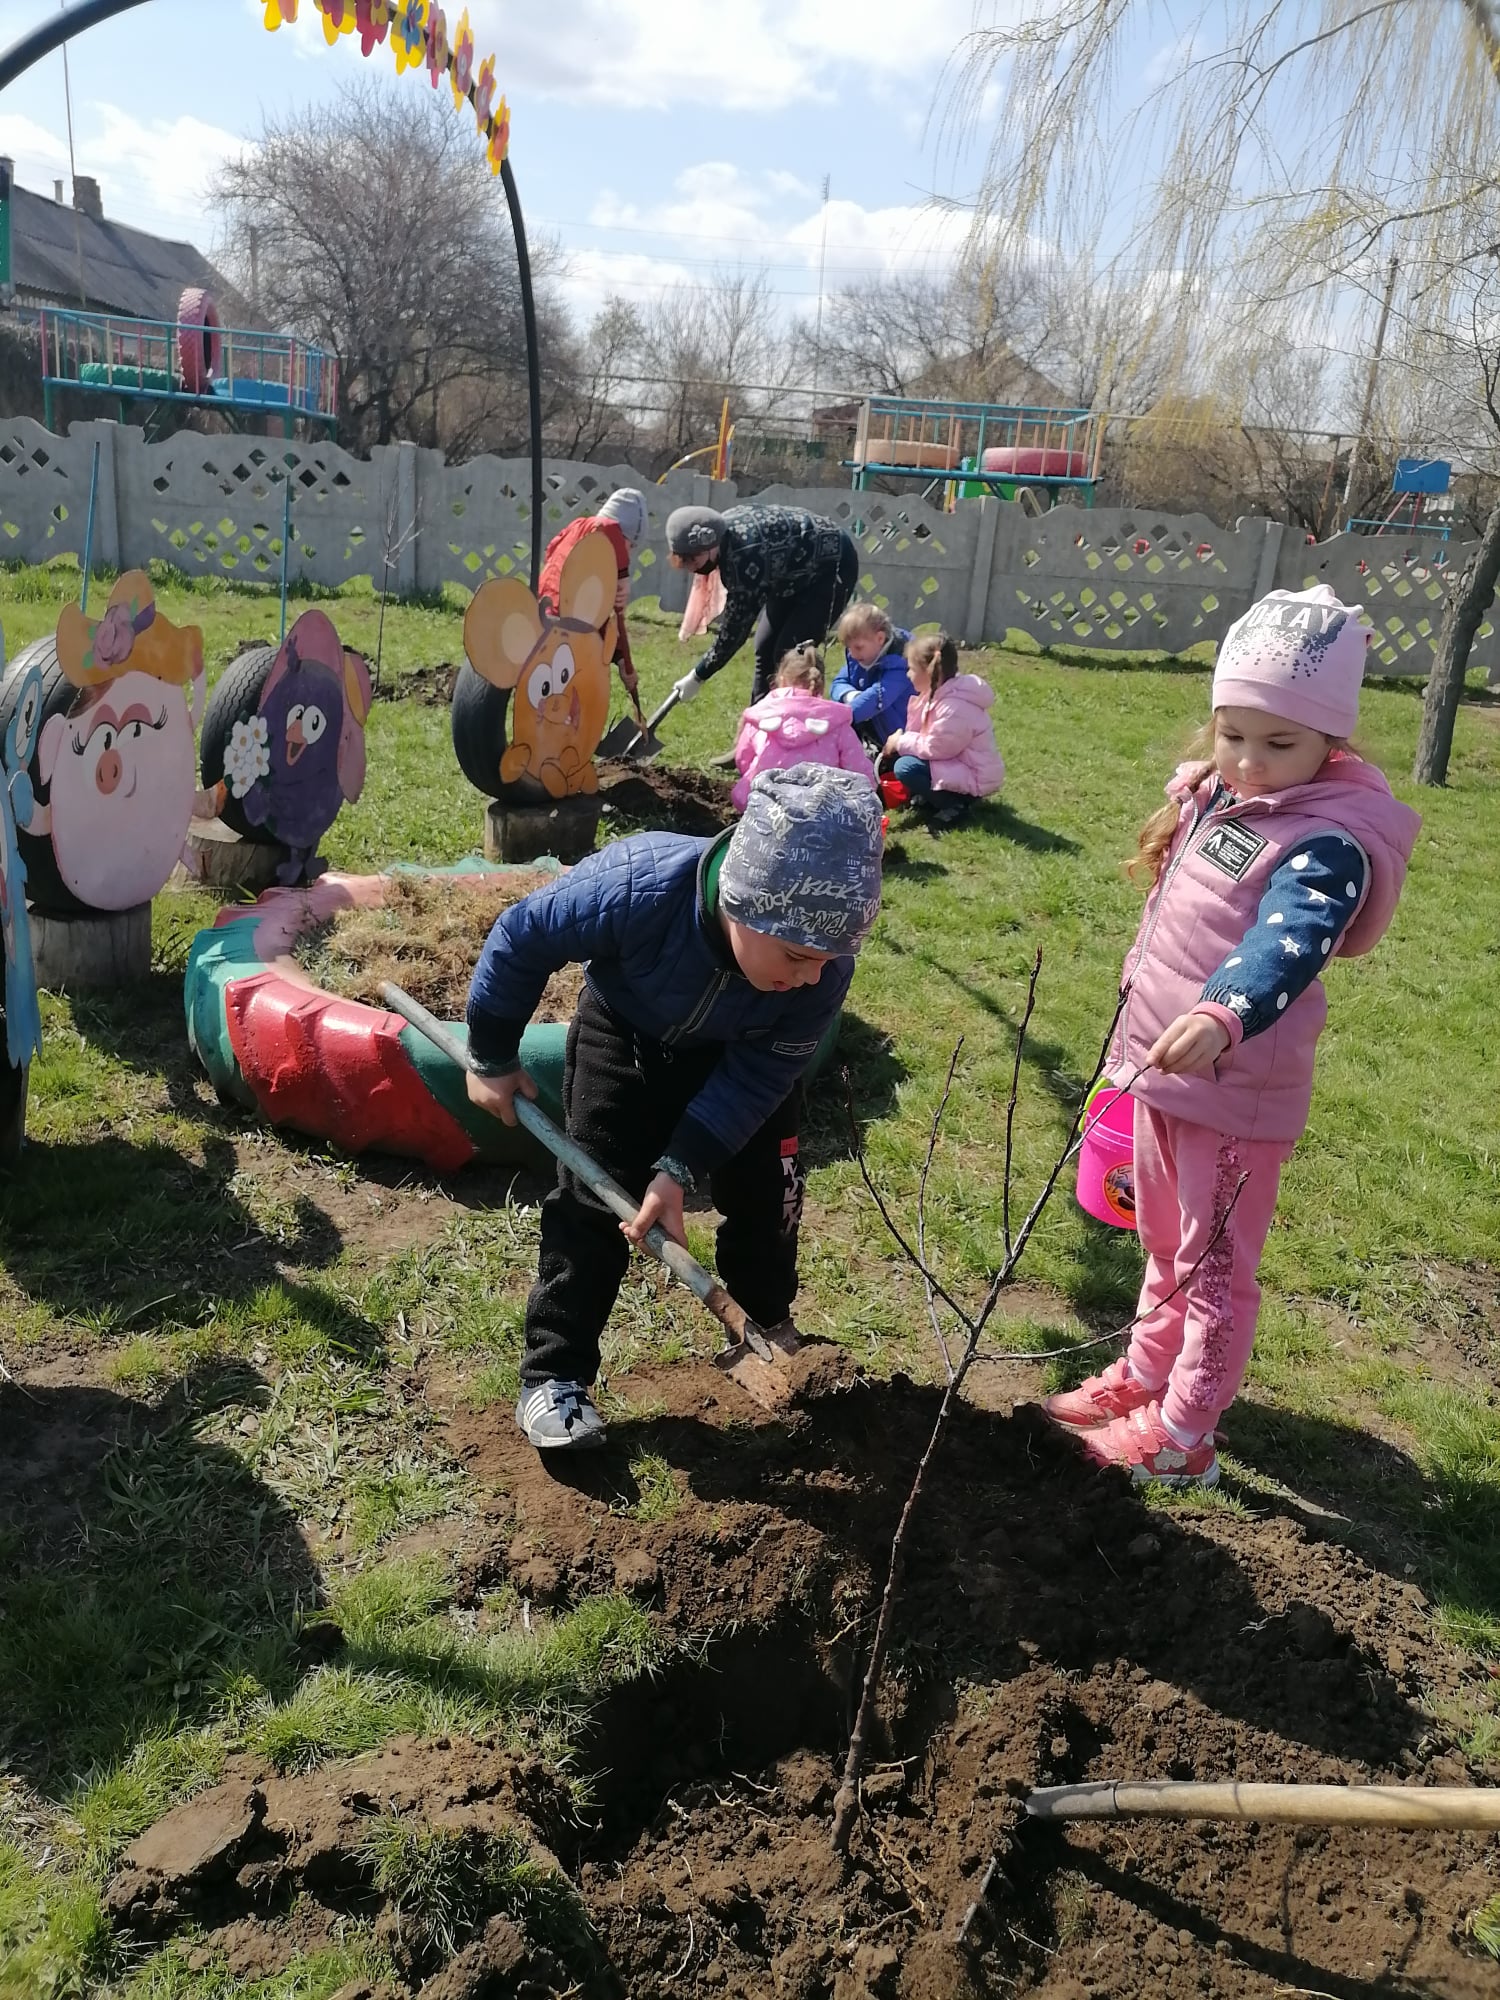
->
[465, 765, 884, 1451]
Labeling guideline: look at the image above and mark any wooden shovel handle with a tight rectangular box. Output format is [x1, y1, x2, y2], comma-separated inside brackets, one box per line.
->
[1026, 1780, 1500, 1831]
[379, 981, 770, 1360]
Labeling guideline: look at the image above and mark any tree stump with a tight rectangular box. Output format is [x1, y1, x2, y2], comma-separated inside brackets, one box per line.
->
[31, 903, 152, 988]
[179, 818, 292, 894]
[484, 795, 601, 865]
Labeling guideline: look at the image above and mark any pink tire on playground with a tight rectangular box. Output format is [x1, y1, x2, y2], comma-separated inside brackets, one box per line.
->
[178, 288, 223, 395]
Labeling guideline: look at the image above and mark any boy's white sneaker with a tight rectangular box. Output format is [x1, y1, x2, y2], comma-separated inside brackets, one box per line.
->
[515, 1378, 607, 1451]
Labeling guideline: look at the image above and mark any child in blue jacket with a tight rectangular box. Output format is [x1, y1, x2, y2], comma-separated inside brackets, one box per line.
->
[466, 765, 885, 1452]
[830, 603, 915, 754]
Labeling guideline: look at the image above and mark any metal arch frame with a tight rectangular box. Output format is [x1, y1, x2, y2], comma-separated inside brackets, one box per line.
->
[0, 0, 545, 589]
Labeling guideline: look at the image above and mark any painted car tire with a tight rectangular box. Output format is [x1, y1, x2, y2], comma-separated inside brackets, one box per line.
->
[0, 635, 96, 915]
[177, 288, 223, 395]
[200, 644, 284, 844]
[184, 864, 843, 1174]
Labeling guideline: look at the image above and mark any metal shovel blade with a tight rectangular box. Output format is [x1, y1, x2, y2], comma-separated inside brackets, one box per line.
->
[598, 712, 664, 762]
[598, 687, 680, 764]
[714, 1321, 800, 1411]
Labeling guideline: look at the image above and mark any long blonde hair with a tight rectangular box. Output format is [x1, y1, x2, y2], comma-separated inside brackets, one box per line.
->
[1129, 727, 1214, 887]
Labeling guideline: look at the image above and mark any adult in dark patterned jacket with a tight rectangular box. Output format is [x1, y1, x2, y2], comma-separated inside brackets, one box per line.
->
[665, 505, 862, 722]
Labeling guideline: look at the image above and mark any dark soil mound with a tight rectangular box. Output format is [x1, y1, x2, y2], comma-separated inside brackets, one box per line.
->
[596, 760, 736, 836]
[102, 1354, 1499, 1996]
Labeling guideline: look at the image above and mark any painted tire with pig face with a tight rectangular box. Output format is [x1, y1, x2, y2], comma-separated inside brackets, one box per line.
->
[0, 633, 203, 917]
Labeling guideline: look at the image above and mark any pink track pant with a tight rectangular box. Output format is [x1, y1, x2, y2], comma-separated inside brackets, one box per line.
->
[1124, 1102, 1296, 1441]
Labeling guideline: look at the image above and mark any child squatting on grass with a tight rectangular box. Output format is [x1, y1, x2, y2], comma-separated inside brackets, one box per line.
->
[881, 631, 1006, 828]
[730, 643, 878, 812]
[463, 764, 885, 1453]
[1045, 585, 1421, 1489]
[830, 602, 916, 756]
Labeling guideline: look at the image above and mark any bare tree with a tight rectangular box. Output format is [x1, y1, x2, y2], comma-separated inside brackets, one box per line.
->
[805, 262, 1060, 405]
[549, 297, 648, 461]
[627, 268, 796, 460]
[950, 0, 1500, 783]
[212, 79, 567, 458]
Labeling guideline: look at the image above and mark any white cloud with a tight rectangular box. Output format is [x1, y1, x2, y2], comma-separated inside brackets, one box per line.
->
[83, 105, 248, 230]
[460, 0, 989, 111]
[0, 102, 245, 239]
[562, 167, 972, 322]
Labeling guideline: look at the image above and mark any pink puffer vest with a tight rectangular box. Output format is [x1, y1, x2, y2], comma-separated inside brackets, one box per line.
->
[1111, 755, 1420, 1141]
[730, 686, 875, 811]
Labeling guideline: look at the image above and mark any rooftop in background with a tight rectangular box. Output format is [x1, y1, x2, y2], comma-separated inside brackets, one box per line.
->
[3, 171, 249, 326]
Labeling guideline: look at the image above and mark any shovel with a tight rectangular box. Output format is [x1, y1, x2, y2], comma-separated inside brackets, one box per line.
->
[379, 982, 796, 1409]
[597, 686, 681, 764]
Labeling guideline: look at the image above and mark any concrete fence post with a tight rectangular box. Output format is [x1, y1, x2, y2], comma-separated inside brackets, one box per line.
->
[964, 497, 1000, 645]
[395, 442, 419, 598]
[1252, 520, 1286, 601]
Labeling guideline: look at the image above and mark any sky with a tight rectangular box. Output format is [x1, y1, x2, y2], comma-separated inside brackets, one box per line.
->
[0, 0, 1004, 336]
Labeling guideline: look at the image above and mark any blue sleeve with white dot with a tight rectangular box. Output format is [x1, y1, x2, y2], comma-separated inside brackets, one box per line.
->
[1200, 834, 1369, 1039]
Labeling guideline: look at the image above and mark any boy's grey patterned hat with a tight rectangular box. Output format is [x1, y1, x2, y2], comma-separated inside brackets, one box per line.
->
[720, 764, 884, 955]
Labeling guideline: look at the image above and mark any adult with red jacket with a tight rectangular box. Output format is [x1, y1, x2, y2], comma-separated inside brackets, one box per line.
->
[537, 488, 648, 706]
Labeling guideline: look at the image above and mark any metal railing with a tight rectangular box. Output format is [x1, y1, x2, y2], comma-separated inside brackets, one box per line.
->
[40, 307, 339, 427]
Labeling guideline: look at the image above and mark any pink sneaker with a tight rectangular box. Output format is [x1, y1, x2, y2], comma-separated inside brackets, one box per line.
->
[1077, 1403, 1220, 1489]
[1042, 1357, 1153, 1430]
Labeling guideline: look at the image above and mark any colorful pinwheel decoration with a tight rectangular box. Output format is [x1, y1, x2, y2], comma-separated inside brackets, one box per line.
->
[450, 8, 475, 111]
[267, 0, 509, 173]
[355, 0, 393, 55]
[317, 0, 355, 39]
[390, 0, 428, 73]
[424, 3, 449, 88]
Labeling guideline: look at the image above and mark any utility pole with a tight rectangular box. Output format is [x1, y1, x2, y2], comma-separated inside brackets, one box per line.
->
[1341, 252, 1399, 527]
[810, 174, 830, 444]
[249, 224, 261, 318]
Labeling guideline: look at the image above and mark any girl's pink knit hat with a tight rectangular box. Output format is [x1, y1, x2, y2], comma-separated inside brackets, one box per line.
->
[1212, 584, 1374, 738]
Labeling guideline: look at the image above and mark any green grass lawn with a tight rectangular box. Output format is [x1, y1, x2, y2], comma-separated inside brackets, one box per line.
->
[1, 559, 1499, 1993]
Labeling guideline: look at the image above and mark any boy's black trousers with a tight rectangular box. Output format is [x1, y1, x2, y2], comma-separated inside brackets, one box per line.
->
[521, 988, 805, 1387]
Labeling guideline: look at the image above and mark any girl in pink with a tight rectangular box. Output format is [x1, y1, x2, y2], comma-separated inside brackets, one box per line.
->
[882, 632, 1005, 827]
[1046, 585, 1420, 1488]
[730, 645, 874, 812]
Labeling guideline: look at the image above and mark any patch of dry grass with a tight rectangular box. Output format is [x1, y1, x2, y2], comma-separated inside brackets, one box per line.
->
[296, 870, 585, 1022]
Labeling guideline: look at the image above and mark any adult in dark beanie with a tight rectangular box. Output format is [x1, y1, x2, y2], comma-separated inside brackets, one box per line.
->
[666, 502, 862, 723]
[465, 765, 884, 1452]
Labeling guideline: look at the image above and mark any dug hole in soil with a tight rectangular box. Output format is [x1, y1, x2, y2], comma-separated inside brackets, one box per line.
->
[98, 1344, 1499, 1999]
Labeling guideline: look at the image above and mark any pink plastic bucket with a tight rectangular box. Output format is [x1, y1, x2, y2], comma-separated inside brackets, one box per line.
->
[1076, 1085, 1137, 1230]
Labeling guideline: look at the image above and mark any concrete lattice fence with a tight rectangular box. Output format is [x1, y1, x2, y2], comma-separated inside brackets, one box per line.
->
[0, 417, 1493, 681]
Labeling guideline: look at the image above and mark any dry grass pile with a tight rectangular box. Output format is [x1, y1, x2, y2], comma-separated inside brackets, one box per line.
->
[297, 870, 585, 1022]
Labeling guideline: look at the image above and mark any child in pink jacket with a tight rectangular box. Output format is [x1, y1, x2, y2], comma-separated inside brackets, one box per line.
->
[1045, 586, 1420, 1489]
[731, 644, 874, 812]
[882, 633, 1005, 827]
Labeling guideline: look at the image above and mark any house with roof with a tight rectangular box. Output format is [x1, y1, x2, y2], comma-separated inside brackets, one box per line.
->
[1, 166, 245, 325]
